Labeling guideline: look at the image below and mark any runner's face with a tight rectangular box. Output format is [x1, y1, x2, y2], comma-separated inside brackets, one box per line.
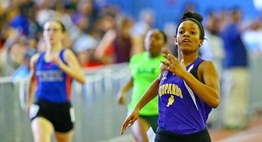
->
[43, 21, 65, 45]
[145, 30, 165, 54]
[176, 20, 203, 54]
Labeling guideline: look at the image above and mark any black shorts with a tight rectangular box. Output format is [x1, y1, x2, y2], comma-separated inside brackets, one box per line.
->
[30, 100, 75, 133]
[139, 114, 159, 133]
[155, 126, 211, 142]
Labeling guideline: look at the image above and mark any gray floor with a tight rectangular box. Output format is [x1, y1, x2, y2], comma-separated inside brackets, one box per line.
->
[100, 134, 134, 142]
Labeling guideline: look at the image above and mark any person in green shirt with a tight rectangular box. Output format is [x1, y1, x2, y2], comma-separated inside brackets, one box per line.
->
[117, 29, 168, 142]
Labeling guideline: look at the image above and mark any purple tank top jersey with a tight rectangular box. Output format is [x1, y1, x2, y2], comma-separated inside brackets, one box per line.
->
[35, 49, 72, 103]
[158, 57, 212, 134]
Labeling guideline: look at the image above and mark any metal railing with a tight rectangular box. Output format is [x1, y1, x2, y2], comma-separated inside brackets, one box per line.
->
[0, 63, 133, 142]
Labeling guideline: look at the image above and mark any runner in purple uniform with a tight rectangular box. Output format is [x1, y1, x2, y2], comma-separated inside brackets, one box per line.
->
[120, 10, 220, 142]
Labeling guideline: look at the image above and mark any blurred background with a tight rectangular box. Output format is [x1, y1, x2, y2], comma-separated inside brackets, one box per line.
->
[0, 0, 262, 142]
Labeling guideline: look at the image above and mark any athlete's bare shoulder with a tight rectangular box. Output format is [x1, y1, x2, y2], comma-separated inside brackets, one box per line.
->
[30, 53, 41, 68]
[199, 60, 216, 72]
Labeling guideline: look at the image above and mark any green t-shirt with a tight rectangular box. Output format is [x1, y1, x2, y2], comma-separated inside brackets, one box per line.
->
[128, 52, 165, 115]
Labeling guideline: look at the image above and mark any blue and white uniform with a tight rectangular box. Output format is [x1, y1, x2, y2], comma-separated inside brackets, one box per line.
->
[35, 49, 72, 103]
[30, 49, 75, 133]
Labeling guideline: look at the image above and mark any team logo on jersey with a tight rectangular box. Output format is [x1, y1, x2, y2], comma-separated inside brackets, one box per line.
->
[36, 70, 63, 82]
[159, 83, 183, 107]
[137, 68, 156, 74]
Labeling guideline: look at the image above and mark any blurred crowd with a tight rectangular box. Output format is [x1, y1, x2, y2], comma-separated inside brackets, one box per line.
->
[0, 0, 262, 80]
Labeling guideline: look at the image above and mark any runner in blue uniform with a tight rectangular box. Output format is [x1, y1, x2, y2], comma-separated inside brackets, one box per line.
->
[120, 10, 220, 142]
[26, 20, 86, 142]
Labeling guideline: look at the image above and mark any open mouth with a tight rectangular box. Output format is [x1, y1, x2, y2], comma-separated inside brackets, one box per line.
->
[183, 39, 191, 43]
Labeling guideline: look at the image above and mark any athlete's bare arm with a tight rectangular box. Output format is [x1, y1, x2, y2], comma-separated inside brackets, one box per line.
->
[117, 77, 134, 105]
[61, 49, 86, 84]
[26, 53, 40, 115]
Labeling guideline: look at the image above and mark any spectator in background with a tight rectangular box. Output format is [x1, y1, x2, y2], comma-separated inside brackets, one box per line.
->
[220, 8, 250, 130]
[242, 20, 262, 56]
[9, 1, 42, 43]
[218, 10, 230, 39]
[0, 39, 28, 76]
[183, 1, 197, 12]
[130, 9, 155, 55]
[96, 13, 116, 35]
[12, 47, 37, 83]
[200, 11, 224, 78]
[163, 22, 177, 55]
[200, 11, 224, 128]
[9, 1, 34, 37]
[95, 16, 134, 64]
[0, 3, 8, 50]
[72, 0, 98, 32]
[72, 33, 102, 68]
